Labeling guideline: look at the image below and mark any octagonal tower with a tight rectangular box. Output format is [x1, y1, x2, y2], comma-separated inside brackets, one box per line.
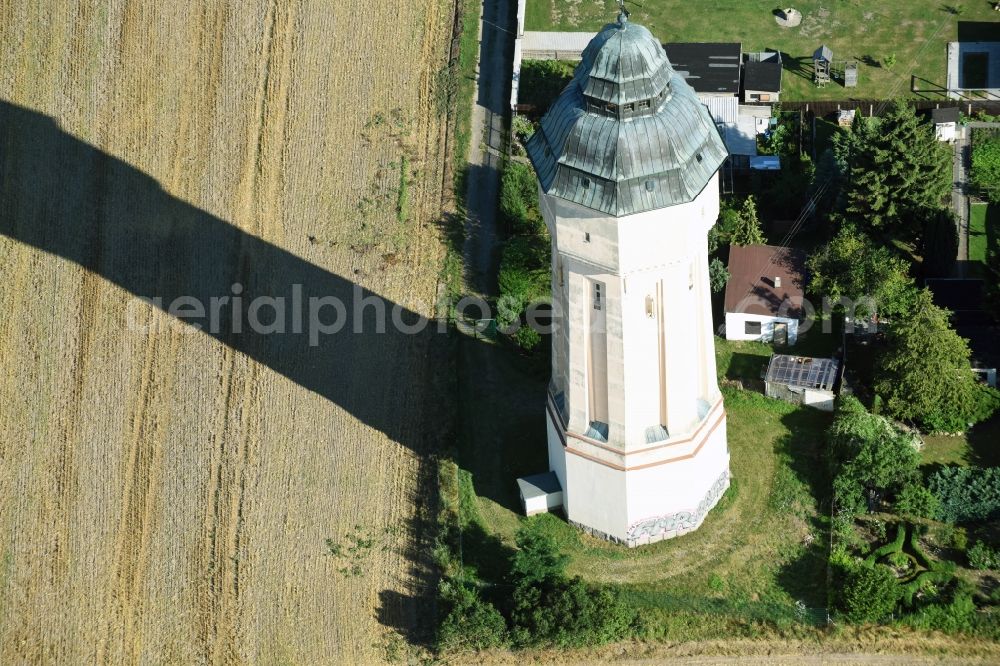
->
[526, 13, 730, 546]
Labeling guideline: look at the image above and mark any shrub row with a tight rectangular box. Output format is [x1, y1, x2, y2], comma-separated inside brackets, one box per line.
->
[928, 466, 1000, 523]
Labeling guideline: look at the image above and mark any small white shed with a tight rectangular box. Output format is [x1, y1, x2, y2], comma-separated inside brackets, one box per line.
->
[932, 107, 959, 142]
[517, 472, 564, 516]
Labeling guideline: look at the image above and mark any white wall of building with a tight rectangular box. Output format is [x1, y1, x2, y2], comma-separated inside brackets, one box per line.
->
[724, 311, 799, 345]
[935, 121, 957, 142]
[802, 389, 836, 412]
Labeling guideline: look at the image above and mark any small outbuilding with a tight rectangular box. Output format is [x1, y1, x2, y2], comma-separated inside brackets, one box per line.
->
[750, 155, 781, 170]
[517, 471, 564, 516]
[724, 244, 806, 345]
[764, 354, 841, 411]
[931, 106, 960, 142]
[743, 51, 783, 103]
[836, 108, 857, 127]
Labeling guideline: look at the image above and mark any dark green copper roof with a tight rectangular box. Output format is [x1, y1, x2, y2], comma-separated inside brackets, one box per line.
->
[526, 16, 728, 217]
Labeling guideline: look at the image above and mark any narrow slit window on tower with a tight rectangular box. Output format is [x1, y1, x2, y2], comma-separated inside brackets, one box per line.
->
[581, 177, 591, 189]
[593, 283, 602, 310]
[584, 232, 591, 243]
[645, 179, 656, 192]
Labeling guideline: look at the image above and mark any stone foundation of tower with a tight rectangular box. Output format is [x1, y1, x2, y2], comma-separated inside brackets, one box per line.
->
[546, 397, 730, 547]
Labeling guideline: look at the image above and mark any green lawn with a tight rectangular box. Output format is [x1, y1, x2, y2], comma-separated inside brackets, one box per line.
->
[524, 0, 1000, 101]
[455, 335, 834, 638]
[921, 415, 1000, 469]
[969, 203, 998, 280]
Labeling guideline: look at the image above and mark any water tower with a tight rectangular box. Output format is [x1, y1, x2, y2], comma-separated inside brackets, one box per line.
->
[525, 11, 731, 546]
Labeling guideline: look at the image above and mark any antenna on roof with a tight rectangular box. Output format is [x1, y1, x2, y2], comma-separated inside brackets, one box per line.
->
[617, 0, 630, 24]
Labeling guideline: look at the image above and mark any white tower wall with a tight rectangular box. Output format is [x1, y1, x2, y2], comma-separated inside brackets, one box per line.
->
[527, 14, 731, 546]
[543, 176, 730, 546]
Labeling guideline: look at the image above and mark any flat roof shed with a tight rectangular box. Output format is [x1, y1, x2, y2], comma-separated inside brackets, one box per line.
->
[765, 354, 840, 391]
[517, 472, 564, 516]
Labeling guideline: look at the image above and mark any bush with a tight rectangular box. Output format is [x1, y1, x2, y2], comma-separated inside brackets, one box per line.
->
[840, 563, 900, 623]
[900, 582, 976, 633]
[499, 161, 543, 235]
[895, 483, 939, 519]
[512, 114, 534, 142]
[497, 161, 550, 350]
[509, 521, 641, 647]
[708, 257, 730, 293]
[968, 541, 1000, 570]
[515, 325, 541, 351]
[829, 396, 920, 516]
[971, 131, 1000, 204]
[865, 522, 906, 564]
[929, 466, 1000, 523]
[437, 578, 510, 651]
[952, 527, 968, 552]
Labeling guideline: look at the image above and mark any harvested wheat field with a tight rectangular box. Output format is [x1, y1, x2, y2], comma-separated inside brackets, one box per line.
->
[0, 0, 455, 662]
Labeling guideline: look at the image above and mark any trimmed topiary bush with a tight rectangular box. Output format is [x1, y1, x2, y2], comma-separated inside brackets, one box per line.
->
[865, 523, 906, 565]
[840, 563, 901, 623]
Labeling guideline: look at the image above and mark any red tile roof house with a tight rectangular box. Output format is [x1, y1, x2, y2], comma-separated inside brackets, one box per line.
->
[723, 244, 808, 345]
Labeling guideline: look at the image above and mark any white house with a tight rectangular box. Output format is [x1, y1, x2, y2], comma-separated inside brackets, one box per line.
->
[524, 12, 731, 547]
[724, 244, 807, 345]
[932, 106, 959, 142]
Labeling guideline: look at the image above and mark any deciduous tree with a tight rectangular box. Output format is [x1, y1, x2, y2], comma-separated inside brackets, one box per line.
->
[807, 225, 917, 318]
[876, 290, 1000, 432]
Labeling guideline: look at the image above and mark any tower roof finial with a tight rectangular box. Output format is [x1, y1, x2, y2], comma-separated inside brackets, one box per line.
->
[617, 0, 629, 26]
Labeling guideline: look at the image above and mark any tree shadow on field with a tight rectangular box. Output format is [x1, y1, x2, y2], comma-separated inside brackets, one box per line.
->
[0, 99, 460, 642]
[0, 99, 451, 456]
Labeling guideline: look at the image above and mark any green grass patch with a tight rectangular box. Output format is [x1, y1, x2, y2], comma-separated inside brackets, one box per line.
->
[523, 0, 1000, 101]
[921, 415, 1000, 469]
[518, 59, 576, 110]
[451, 0, 483, 195]
[454, 333, 834, 640]
[968, 203, 998, 285]
[970, 203, 987, 269]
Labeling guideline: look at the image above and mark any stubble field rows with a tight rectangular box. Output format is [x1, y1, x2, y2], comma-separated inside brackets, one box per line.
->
[0, 0, 455, 662]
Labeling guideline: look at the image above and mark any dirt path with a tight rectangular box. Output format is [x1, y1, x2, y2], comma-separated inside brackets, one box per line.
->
[952, 124, 970, 277]
[463, 0, 515, 297]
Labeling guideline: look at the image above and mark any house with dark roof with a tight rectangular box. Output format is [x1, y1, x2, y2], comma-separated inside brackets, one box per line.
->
[723, 244, 807, 345]
[743, 51, 783, 103]
[662, 42, 742, 97]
